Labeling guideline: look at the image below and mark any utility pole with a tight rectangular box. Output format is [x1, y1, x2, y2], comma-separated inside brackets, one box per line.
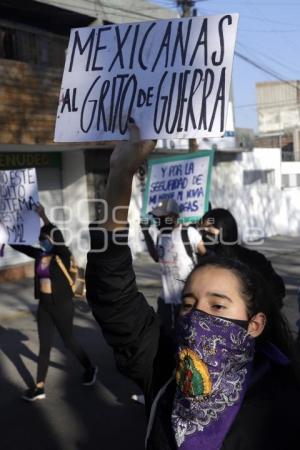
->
[177, 0, 196, 18]
[177, 1, 198, 152]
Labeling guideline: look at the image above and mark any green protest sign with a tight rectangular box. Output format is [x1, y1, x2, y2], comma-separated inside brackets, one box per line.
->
[142, 150, 214, 222]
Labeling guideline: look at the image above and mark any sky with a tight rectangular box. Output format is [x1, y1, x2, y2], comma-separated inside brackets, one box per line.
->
[152, 0, 300, 131]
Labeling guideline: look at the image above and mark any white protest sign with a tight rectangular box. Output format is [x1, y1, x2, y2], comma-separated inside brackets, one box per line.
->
[54, 14, 239, 142]
[0, 168, 40, 244]
[142, 151, 214, 222]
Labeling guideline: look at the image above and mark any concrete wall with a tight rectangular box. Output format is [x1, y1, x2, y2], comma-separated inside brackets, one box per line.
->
[128, 173, 146, 256]
[281, 161, 300, 188]
[257, 80, 300, 134]
[211, 148, 300, 239]
[282, 161, 300, 175]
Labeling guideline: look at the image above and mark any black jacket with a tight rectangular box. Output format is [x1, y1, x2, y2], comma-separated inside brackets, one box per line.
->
[86, 228, 300, 449]
[11, 224, 73, 302]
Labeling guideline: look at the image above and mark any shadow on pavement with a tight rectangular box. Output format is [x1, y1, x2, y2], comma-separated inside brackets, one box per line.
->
[59, 322, 147, 450]
[0, 324, 72, 389]
[0, 362, 65, 450]
[0, 279, 37, 319]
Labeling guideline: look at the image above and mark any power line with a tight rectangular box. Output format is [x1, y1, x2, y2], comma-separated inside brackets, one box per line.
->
[43, 0, 171, 21]
[88, 0, 174, 20]
[196, 5, 300, 27]
[236, 41, 300, 75]
[190, 2, 300, 94]
[16, 1, 300, 101]
[245, 0, 300, 63]
[235, 51, 300, 93]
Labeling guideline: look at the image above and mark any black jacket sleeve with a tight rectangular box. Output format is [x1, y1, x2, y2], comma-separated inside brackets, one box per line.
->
[85, 227, 160, 399]
[10, 244, 42, 259]
[10, 223, 70, 263]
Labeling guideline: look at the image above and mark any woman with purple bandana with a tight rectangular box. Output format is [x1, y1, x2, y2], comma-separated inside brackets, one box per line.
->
[86, 121, 300, 450]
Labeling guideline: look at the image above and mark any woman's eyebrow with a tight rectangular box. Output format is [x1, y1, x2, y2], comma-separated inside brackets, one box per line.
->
[181, 292, 197, 301]
[207, 292, 233, 302]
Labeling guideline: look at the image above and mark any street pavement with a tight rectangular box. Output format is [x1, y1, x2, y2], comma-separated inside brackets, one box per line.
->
[0, 235, 299, 450]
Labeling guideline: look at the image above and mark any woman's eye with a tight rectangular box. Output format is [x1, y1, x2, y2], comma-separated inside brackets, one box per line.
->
[182, 303, 193, 310]
[181, 302, 195, 313]
[211, 304, 225, 310]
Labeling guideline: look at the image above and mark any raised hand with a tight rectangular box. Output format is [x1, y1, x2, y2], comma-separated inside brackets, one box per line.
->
[110, 120, 156, 175]
[33, 203, 50, 225]
[103, 120, 156, 231]
[33, 202, 45, 217]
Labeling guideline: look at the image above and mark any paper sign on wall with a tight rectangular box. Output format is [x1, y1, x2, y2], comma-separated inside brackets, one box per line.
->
[0, 168, 40, 244]
[142, 151, 214, 222]
[54, 14, 239, 142]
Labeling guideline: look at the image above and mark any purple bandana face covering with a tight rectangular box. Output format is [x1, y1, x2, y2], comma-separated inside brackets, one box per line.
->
[172, 309, 255, 449]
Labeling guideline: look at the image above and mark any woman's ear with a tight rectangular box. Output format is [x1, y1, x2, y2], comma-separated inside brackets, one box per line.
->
[247, 312, 267, 337]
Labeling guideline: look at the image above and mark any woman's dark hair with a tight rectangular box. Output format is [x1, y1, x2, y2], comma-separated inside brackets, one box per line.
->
[39, 225, 65, 244]
[186, 255, 297, 369]
[201, 208, 238, 243]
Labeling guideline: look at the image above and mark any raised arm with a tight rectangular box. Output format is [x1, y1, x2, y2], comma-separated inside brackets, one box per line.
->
[86, 122, 159, 399]
[141, 225, 159, 262]
[34, 202, 50, 227]
[103, 121, 156, 231]
[10, 244, 41, 259]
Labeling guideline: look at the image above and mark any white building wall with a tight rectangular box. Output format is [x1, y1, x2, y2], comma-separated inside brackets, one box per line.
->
[282, 161, 300, 175]
[257, 81, 300, 134]
[211, 148, 300, 240]
[128, 173, 146, 256]
[243, 147, 282, 188]
[61, 150, 90, 267]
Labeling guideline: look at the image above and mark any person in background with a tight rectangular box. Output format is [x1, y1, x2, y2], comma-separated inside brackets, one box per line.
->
[11, 203, 97, 401]
[197, 208, 286, 308]
[85, 122, 300, 449]
[141, 199, 202, 335]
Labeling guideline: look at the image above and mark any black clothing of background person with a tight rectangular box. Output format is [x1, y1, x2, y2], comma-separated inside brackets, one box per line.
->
[36, 293, 91, 382]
